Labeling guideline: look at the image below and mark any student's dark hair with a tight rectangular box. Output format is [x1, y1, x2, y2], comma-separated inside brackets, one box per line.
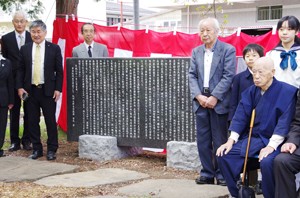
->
[276, 15, 300, 44]
[243, 43, 264, 59]
[81, 23, 96, 34]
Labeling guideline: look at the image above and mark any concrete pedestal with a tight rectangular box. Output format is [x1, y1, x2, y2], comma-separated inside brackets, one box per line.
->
[167, 141, 201, 171]
[79, 135, 142, 161]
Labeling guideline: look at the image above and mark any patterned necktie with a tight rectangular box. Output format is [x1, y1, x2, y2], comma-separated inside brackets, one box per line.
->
[19, 35, 24, 49]
[280, 51, 298, 71]
[33, 44, 41, 85]
[88, 46, 92, 57]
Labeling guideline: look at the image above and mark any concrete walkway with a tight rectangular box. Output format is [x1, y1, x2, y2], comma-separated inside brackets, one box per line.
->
[0, 156, 78, 182]
[0, 156, 263, 198]
[117, 179, 229, 198]
[34, 168, 150, 187]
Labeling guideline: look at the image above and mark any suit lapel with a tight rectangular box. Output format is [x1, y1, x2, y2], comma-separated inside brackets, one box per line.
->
[44, 41, 50, 73]
[79, 44, 88, 57]
[196, 46, 205, 81]
[93, 44, 99, 56]
[26, 43, 33, 76]
[11, 32, 20, 51]
[25, 31, 32, 43]
[209, 41, 222, 81]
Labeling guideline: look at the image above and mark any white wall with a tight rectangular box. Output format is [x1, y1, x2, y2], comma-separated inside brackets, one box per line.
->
[78, 0, 106, 26]
[41, 0, 56, 40]
[181, 3, 300, 34]
[0, 0, 107, 39]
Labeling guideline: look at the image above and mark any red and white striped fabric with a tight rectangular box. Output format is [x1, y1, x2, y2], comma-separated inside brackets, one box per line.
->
[52, 17, 295, 132]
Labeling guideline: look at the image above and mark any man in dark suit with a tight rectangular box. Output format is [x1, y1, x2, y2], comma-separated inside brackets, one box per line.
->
[72, 23, 108, 58]
[16, 20, 63, 160]
[274, 92, 300, 198]
[1, 10, 32, 151]
[0, 41, 14, 157]
[188, 17, 236, 186]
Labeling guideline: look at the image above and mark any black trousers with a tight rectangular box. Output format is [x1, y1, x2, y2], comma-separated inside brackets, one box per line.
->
[0, 107, 8, 150]
[9, 89, 30, 145]
[274, 152, 300, 198]
[27, 86, 58, 152]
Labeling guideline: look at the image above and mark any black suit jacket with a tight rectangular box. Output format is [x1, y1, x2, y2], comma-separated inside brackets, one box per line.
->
[286, 92, 300, 155]
[16, 41, 63, 96]
[1, 31, 32, 74]
[0, 59, 14, 107]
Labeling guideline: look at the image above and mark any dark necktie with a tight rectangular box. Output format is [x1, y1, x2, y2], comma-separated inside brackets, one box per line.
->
[88, 46, 92, 57]
[280, 51, 298, 71]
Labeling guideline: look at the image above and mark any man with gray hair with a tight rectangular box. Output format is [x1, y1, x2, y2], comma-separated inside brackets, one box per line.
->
[216, 57, 298, 198]
[16, 20, 63, 161]
[1, 10, 32, 152]
[189, 17, 236, 186]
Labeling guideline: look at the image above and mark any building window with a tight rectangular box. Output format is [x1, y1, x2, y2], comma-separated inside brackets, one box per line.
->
[107, 17, 127, 26]
[162, 21, 179, 27]
[257, 5, 282, 21]
[170, 21, 176, 27]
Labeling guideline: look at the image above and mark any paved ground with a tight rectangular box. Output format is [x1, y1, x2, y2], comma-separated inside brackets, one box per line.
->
[0, 156, 78, 182]
[0, 156, 263, 198]
[34, 168, 150, 187]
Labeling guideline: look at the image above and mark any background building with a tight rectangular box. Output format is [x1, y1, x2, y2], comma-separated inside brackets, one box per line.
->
[1, 0, 300, 37]
[133, 0, 300, 35]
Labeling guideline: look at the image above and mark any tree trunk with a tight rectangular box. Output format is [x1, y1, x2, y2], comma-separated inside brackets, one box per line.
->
[56, 0, 79, 17]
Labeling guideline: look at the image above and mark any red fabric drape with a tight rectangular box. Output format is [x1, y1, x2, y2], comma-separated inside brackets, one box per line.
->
[52, 17, 291, 131]
[52, 18, 79, 131]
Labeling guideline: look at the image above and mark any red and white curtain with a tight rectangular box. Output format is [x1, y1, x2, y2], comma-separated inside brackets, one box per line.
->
[52, 17, 285, 132]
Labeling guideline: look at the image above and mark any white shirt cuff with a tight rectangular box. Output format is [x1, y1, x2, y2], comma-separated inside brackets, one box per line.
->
[229, 131, 240, 143]
[267, 134, 285, 150]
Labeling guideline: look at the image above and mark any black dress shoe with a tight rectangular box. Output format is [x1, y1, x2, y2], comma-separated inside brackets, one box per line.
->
[255, 180, 263, 195]
[195, 176, 214, 184]
[217, 179, 227, 186]
[22, 142, 32, 151]
[29, 150, 43, 160]
[47, 151, 56, 161]
[8, 143, 21, 152]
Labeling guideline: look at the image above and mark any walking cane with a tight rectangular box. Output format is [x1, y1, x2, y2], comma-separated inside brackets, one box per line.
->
[238, 109, 256, 198]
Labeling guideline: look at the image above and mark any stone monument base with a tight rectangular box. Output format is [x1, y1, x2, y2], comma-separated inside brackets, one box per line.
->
[167, 141, 201, 171]
[79, 135, 143, 161]
[79, 135, 200, 172]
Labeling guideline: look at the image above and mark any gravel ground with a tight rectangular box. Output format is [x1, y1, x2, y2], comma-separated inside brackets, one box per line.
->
[1, 139, 198, 198]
